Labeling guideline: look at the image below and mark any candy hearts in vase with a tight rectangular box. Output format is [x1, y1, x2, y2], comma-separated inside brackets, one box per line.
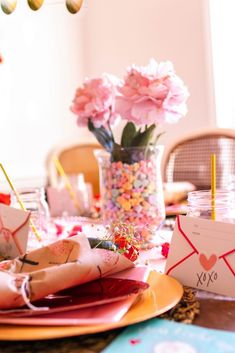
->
[95, 145, 165, 244]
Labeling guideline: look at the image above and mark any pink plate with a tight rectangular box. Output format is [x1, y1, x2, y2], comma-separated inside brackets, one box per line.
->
[0, 267, 150, 325]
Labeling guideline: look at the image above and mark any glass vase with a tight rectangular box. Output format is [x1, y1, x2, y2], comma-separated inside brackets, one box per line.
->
[95, 145, 166, 244]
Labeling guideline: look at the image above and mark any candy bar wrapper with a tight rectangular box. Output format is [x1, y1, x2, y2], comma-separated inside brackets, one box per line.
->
[0, 234, 134, 310]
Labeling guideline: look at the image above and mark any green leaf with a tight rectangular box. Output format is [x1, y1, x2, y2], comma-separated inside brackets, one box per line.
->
[121, 122, 137, 147]
[112, 143, 135, 163]
[111, 143, 122, 162]
[131, 124, 156, 147]
[154, 131, 165, 144]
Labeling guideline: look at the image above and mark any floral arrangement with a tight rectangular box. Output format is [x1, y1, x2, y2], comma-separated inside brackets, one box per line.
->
[53, 219, 140, 261]
[71, 58, 189, 163]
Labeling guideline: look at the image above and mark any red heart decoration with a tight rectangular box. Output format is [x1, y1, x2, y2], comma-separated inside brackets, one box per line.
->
[199, 253, 217, 271]
[129, 339, 141, 345]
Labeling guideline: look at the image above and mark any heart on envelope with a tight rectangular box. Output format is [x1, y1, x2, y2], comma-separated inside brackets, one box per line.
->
[199, 253, 217, 271]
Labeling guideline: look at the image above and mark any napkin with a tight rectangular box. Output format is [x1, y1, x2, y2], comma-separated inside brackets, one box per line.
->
[0, 267, 149, 325]
[0, 234, 134, 310]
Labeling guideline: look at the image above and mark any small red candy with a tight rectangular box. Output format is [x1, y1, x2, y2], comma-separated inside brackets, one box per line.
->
[54, 223, 64, 236]
[161, 242, 170, 258]
[0, 193, 10, 205]
[129, 338, 141, 345]
[68, 225, 83, 237]
[114, 235, 129, 249]
[124, 245, 139, 262]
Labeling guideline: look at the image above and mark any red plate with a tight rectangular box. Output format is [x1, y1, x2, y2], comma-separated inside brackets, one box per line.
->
[0, 277, 149, 318]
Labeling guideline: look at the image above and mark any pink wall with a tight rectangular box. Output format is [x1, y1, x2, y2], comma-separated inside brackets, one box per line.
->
[0, 0, 216, 181]
[81, 0, 216, 146]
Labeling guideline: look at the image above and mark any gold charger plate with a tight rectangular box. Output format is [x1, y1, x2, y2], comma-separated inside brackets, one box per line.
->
[0, 271, 183, 341]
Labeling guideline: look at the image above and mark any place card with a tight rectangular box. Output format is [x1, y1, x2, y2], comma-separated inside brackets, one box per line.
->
[0, 204, 30, 259]
[165, 215, 235, 297]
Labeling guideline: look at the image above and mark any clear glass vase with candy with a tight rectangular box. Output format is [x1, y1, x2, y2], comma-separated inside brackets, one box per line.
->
[70, 59, 189, 245]
[95, 145, 166, 244]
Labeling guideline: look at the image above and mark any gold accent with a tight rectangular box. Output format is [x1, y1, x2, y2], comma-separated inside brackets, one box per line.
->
[66, 0, 83, 14]
[27, 0, 44, 11]
[1, 0, 85, 14]
[1, 0, 17, 15]
[211, 154, 216, 221]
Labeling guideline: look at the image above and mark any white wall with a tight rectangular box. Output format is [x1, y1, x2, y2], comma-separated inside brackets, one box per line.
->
[0, 0, 216, 184]
[209, 0, 235, 128]
[0, 1, 89, 184]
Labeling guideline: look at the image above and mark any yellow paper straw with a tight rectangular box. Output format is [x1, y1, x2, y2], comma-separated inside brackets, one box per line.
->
[0, 163, 42, 242]
[211, 154, 216, 221]
[53, 156, 81, 213]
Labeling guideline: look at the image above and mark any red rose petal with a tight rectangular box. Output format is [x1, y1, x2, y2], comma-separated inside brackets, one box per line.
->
[54, 223, 64, 236]
[68, 225, 83, 237]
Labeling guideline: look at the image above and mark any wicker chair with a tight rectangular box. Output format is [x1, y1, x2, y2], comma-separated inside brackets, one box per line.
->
[162, 128, 235, 190]
[46, 143, 102, 196]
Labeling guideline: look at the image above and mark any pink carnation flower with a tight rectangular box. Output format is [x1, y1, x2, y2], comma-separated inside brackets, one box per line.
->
[71, 74, 119, 128]
[116, 59, 189, 126]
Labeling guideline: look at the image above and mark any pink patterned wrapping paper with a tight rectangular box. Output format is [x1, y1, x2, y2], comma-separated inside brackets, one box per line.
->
[0, 234, 134, 310]
[0, 204, 30, 259]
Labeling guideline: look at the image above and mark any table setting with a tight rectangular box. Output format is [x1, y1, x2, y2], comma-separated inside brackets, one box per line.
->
[0, 58, 234, 353]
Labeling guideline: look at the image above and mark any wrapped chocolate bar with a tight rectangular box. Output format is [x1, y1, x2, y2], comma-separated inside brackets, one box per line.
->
[0, 234, 134, 310]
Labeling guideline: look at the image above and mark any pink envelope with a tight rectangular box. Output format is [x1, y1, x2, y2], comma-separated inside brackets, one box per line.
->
[165, 215, 235, 297]
[0, 204, 30, 259]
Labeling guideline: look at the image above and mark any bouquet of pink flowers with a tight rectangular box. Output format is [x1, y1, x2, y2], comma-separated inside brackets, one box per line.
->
[71, 59, 189, 163]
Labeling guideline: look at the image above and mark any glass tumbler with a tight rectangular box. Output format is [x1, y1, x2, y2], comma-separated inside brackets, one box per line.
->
[11, 187, 50, 247]
[187, 190, 235, 223]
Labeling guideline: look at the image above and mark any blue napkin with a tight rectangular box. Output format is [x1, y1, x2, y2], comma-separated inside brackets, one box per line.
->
[102, 319, 235, 353]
